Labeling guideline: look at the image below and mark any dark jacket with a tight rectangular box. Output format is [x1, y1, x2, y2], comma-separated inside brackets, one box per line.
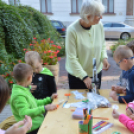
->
[119, 66, 134, 103]
[32, 68, 57, 99]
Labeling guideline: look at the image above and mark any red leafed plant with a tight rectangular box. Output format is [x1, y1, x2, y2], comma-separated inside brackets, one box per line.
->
[27, 38, 62, 65]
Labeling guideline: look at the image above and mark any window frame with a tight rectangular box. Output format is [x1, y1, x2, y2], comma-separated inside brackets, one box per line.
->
[70, 0, 82, 15]
[40, 0, 53, 15]
[102, 0, 115, 15]
[8, 0, 20, 5]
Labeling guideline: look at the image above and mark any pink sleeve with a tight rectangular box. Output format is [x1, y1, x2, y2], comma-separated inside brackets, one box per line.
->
[119, 114, 134, 133]
[0, 129, 5, 134]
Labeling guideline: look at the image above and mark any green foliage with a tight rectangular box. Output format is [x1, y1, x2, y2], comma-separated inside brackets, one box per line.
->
[110, 38, 134, 55]
[0, 0, 65, 89]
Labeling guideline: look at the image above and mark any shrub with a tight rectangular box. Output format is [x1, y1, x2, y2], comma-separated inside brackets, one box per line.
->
[110, 38, 134, 55]
[0, 1, 65, 89]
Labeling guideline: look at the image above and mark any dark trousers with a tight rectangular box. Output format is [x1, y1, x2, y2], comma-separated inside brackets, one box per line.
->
[27, 128, 39, 134]
[68, 71, 102, 89]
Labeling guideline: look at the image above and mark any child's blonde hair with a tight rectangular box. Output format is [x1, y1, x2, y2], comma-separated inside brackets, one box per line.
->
[13, 63, 32, 82]
[113, 45, 133, 61]
[126, 40, 134, 54]
[25, 51, 42, 66]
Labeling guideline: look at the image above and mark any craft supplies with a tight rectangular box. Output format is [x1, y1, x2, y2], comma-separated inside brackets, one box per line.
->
[122, 97, 128, 106]
[64, 93, 71, 99]
[71, 90, 85, 100]
[112, 104, 119, 110]
[72, 108, 109, 120]
[93, 120, 113, 134]
[64, 93, 71, 96]
[112, 131, 121, 134]
[79, 108, 93, 134]
[62, 101, 68, 108]
[56, 100, 64, 108]
[93, 117, 109, 120]
[79, 121, 88, 134]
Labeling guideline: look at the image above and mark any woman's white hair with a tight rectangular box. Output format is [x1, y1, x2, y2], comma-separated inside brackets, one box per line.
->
[80, 0, 105, 23]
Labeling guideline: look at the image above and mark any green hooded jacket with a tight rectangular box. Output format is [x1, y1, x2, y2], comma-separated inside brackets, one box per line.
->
[10, 84, 52, 133]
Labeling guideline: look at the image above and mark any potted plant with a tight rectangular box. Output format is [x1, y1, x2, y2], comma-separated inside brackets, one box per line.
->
[27, 38, 62, 83]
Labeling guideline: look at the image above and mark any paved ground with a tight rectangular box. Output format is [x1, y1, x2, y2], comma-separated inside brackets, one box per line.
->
[0, 40, 121, 123]
[57, 40, 121, 89]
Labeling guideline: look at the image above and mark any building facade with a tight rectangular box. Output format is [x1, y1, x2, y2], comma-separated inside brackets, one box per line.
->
[3, 0, 134, 27]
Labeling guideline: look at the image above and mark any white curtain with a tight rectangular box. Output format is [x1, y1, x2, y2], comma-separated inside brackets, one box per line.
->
[78, 0, 82, 13]
[72, 0, 76, 13]
[47, 0, 52, 13]
[102, 0, 108, 12]
[41, 0, 46, 13]
[109, 0, 114, 13]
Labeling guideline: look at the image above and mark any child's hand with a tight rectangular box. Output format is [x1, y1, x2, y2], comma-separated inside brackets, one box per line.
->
[126, 107, 134, 116]
[111, 85, 117, 91]
[111, 85, 125, 94]
[122, 88, 126, 95]
[109, 91, 118, 101]
[30, 84, 37, 93]
[45, 104, 57, 111]
[112, 109, 120, 119]
[51, 93, 58, 100]
[128, 114, 134, 121]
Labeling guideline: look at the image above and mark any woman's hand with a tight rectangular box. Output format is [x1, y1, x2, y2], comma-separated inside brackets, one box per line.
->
[5, 115, 32, 134]
[112, 109, 120, 119]
[83, 77, 92, 89]
[103, 58, 110, 71]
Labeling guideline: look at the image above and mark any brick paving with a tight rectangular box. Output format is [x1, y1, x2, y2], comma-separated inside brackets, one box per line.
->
[0, 40, 121, 123]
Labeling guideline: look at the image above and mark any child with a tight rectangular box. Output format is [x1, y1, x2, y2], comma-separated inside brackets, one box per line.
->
[10, 63, 57, 134]
[25, 51, 57, 99]
[111, 40, 134, 95]
[110, 45, 134, 103]
[0, 75, 32, 134]
[112, 109, 134, 133]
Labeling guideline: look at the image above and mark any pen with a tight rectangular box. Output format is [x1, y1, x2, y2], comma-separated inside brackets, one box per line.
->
[62, 101, 68, 108]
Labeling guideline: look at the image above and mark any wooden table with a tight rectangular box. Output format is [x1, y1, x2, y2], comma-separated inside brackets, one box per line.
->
[37, 89, 133, 134]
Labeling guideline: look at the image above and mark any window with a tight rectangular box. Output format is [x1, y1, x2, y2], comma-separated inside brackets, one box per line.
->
[40, 0, 52, 13]
[112, 23, 125, 27]
[51, 21, 63, 28]
[9, 0, 20, 5]
[103, 23, 112, 27]
[126, 0, 133, 15]
[102, 0, 114, 13]
[71, 0, 82, 14]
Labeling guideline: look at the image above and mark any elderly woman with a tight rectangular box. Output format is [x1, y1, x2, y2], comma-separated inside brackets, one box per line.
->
[0, 76, 32, 134]
[65, 0, 110, 93]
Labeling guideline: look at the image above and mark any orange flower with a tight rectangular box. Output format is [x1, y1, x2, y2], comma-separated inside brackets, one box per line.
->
[57, 46, 62, 49]
[33, 37, 36, 40]
[18, 60, 22, 63]
[30, 44, 33, 46]
[52, 45, 56, 47]
[41, 39, 45, 43]
[23, 48, 27, 51]
[50, 40, 54, 43]
[49, 56, 53, 58]
[47, 50, 51, 53]
[44, 51, 47, 53]
[43, 63, 48, 65]
[57, 50, 60, 53]
[9, 81, 13, 84]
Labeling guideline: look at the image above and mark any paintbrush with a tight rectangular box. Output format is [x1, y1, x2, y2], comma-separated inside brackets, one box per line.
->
[121, 97, 128, 107]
